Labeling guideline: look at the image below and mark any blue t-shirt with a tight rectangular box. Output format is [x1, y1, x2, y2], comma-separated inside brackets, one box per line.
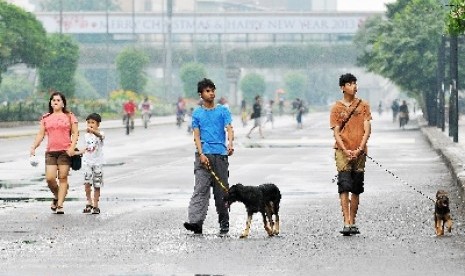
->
[192, 105, 232, 155]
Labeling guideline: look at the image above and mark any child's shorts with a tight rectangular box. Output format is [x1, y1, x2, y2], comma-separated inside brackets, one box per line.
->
[83, 164, 103, 188]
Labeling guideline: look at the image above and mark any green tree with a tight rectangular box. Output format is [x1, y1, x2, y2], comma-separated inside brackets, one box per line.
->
[355, 0, 445, 122]
[240, 73, 266, 103]
[284, 72, 307, 101]
[39, 0, 119, 11]
[179, 62, 207, 98]
[0, 2, 48, 83]
[446, 0, 465, 34]
[0, 74, 34, 101]
[38, 34, 80, 98]
[74, 72, 100, 100]
[116, 47, 149, 93]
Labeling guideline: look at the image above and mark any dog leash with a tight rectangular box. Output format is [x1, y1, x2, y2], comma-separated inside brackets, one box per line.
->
[364, 151, 436, 203]
[332, 151, 435, 203]
[205, 164, 229, 193]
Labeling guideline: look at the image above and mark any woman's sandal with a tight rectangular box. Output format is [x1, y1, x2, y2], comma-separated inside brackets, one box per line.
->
[56, 206, 64, 214]
[51, 199, 58, 212]
[83, 204, 93, 213]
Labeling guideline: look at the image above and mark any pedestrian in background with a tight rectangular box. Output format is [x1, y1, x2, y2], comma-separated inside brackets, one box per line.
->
[330, 73, 372, 236]
[30, 91, 79, 214]
[77, 113, 105, 215]
[184, 78, 235, 235]
[264, 99, 275, 128]
[295, 98, 305, 129]
[391, 99, 399, 122]
[246, 95, 264, 138]
[240, 99, 248, 127]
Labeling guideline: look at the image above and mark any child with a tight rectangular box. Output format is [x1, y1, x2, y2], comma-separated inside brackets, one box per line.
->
[77, 113, 105, 214]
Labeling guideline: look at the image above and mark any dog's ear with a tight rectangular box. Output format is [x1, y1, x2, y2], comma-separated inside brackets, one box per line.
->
[236, 183, 243, 187]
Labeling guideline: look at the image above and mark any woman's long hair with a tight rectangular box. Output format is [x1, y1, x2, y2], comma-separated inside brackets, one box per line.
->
[48, 90, 70, 114]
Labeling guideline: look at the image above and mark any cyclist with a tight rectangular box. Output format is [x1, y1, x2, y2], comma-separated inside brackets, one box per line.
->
[123, 99, 137, 131]
[176, 96, 186, 127]
[139, 97, 153, 121]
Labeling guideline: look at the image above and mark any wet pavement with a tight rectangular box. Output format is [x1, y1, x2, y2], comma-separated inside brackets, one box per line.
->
[0, 111, 465, 275]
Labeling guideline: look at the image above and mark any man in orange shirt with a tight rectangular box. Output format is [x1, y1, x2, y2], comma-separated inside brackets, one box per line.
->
[330, 73, 372, 236]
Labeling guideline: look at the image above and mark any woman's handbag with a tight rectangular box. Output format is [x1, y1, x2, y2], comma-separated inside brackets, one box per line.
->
[66, 113, 82, 170]
[70, 148, 82, 171]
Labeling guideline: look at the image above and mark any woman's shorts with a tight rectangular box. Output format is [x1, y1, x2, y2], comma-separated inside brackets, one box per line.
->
[45, 151, 71, 166]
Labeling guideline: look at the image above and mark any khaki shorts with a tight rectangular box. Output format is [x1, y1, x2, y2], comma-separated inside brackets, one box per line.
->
[334, 149, 366, 172]
[45, 151, 71, 166]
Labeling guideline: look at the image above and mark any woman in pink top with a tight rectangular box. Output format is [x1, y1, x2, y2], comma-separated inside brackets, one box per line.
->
[30, 91, 79, 214]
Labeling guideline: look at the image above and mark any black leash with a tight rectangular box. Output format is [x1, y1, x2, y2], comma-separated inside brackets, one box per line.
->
[332, 151, 435, 203]
[362, 151, 435, 203]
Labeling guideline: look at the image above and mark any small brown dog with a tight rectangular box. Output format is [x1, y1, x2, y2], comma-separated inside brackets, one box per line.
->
[434, 190, 453, 236]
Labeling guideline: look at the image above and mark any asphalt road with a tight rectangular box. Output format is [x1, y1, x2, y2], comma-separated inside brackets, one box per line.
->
[1, 112, 465, 275]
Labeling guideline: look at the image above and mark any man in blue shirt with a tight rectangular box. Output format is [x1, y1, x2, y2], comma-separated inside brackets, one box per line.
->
[184, 78, 235, 235]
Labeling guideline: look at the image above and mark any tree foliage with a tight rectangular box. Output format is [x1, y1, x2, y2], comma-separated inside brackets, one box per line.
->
[355, 0, 445, 119]
[116, 47, 149, 93]
[0, 2, 48, 83]
[38, 34, 80, 98]
[446, 0, 465, 34]
[284, 72, 307, 101]
[0, 74, 34, 101]
[240, 73, 266, 103]
[39, 0, 119, 11]
[179, 62, 207, 98]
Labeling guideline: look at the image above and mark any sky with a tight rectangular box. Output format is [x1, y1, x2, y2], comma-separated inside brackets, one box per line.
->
[337, 0, 397, 11]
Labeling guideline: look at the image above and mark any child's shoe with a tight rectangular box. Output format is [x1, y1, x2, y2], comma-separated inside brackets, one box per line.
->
[92, 207, 100, 214]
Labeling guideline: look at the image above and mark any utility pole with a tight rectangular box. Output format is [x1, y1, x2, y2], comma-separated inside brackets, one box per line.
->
[165, 0, 173, 100]
[105, 0, 110, 97]
[449, 34, 458, 142]
[59, 0, 63, 34]
[437, 35, 446, 132]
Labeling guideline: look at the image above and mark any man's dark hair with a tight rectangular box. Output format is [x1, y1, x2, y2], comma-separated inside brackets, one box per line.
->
[197, 78, 216, 94]
[339, 73, 357, 87]
[86, 113, 102, 123]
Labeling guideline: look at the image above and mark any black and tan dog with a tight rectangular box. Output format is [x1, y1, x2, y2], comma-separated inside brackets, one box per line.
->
[224, 183, 281, 238]
[435, 190, 453, 236]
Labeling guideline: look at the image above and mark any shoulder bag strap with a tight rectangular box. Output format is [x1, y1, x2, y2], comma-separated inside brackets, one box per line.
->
[340, 99, 362, 131]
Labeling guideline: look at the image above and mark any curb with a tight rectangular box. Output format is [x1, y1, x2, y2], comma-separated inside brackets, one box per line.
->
[419, 118, 465, 192]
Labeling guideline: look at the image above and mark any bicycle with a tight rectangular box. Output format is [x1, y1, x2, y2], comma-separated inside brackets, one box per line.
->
[123, 113, 135, 135]
[123, 114, 130, 135]
[176, 112, 184, 128]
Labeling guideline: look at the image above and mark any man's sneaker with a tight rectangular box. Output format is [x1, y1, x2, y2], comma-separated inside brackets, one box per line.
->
[219, 221, 229, 235]
[350, 225, 360, 235]
[184, 222, 202, 234]
[339, 226, 351, 236]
